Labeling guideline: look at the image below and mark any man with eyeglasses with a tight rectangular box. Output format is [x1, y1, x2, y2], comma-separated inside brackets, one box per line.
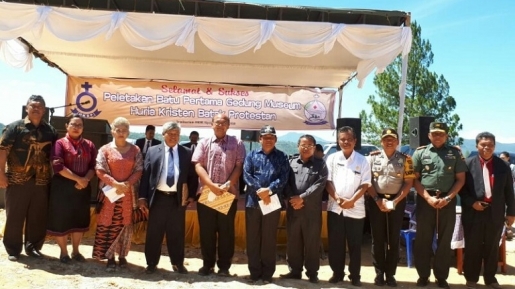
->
[192, 114, 246, 277]
[0, 95, 58, 261]
[280, 135, 328, 284]
[366, 128, 415, 287]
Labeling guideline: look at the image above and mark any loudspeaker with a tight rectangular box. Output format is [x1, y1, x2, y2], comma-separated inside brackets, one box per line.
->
[409, 116, 435, 149]
[50, 116, 112, 203]
[21, 106, 50, 123]
[336, 118, 361, 150]
[241, 130, 259, 142]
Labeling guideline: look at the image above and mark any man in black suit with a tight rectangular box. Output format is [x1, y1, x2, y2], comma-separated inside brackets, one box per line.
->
[135, 125, 161, 158]
[280, 135, 328, 284]
[138, 121, 196, 274]
[182, 131, 199, 151]
[459, 132, 515, 289]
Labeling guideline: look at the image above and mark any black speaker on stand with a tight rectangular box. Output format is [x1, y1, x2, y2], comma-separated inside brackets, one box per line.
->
[409, 116, 435, 148]
[336, 118, 362, 150]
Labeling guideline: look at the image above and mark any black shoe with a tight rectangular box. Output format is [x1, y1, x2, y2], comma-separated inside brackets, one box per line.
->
[246, 275, 260, 284]
[118, 257, 128, 269]
[172, 265, 189, 274]
[217, 269, 231, 277]
[197, 266, 214, 276]
[145, 265, 157, 274]
[329, 274, 344, 284]
[375, 275, 386, 286]
[26, 249, 44, 258]
[386, 276, 397, 287]
[417, 277, 429, 287]
[349, 275, 361, 287]
[436, 279, 450, 289]
[263, 279, 273, 284]
[308, 275, 319, 284]
[106, 258, 116, 272]
[280, 272, 302, 279]
[60, 255, 71, 264]
[8, 255, 19, 262]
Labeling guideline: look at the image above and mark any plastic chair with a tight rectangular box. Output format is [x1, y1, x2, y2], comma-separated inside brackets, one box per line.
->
[400, 229, 416, 268]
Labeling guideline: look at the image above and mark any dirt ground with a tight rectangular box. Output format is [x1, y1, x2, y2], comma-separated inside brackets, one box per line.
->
[0, 208, 514, 289]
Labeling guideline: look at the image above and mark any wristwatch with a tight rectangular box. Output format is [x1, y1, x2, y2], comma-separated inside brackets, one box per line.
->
[336, 197, 343, 205]
[372, 195, 381, 202]
[444, 196, 452, 203]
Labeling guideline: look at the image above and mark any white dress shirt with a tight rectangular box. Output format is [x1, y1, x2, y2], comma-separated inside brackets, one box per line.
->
[156, 144, 179, 192]
[326, 150, 372, 219]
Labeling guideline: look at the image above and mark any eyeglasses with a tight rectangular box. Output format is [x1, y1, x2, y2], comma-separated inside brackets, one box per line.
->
[213, 121, 228, 127]
[114, 129, 129, 134]
[68, 123, 83, 128]
[299, 145, 315, 149]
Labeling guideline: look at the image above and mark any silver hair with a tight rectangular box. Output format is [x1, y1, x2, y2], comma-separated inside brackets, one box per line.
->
[111, 117, 130, 129]
[162, 121, 181, 134]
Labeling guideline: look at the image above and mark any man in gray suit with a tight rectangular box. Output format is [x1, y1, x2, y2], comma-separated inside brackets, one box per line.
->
[138, 121, 196, 274]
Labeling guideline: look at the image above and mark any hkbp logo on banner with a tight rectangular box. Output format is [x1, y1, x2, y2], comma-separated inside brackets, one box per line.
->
[303, 93, 328, 125]
[71, 82, 102, 118]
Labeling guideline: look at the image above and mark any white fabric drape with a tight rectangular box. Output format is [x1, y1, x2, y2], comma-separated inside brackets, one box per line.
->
[0, 2, 412, 85]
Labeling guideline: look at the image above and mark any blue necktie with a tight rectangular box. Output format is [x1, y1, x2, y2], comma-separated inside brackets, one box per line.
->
[166, 149, 175, 187]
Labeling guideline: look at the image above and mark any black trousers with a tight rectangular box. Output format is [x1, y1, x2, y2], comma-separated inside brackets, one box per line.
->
[414, 195, 456, 280]
[245, 206, 281, 280]
[3, 179, 49, 256]
[327, 211, 365, 279]
[145, 192, 186, 267]
[462, 207, 503, 285]
[367, 197, 406, 277]
[197, 200, 237, 270]
[286, 209, 321, 277]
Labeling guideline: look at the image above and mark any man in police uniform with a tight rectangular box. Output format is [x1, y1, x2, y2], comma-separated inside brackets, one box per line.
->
[367, 128, 415, 287]
[412, 122, 467, 289]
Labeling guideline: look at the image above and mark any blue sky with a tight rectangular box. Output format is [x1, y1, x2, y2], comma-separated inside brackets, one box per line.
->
[1, 0, 514, 143]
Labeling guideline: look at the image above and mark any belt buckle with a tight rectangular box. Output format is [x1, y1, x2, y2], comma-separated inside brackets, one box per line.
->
[435, 190, 441, 197]
[384, 194, 392, 199]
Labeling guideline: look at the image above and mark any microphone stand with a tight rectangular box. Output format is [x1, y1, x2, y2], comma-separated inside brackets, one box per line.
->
[48, 101, 90, 122]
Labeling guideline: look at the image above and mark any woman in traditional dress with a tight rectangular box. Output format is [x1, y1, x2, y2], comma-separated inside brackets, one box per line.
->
[47, 114, 97, 263]
[92, 117, 143, 271]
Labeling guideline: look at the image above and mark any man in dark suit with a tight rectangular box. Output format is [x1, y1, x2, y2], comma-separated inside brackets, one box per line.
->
[135, 125, 161, 158]
[280, 134, 328, 284]
[138, 121, 196, 274]
[182, 131, 199, 151]
[459, 132, 515, 289]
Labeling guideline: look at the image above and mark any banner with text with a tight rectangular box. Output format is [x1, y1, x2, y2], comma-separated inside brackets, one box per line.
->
[65, 77, 335, 130]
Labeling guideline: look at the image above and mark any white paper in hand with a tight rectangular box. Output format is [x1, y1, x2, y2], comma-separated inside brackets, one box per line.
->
[258, 194, 281, 215]
[102, 185, 124, 203]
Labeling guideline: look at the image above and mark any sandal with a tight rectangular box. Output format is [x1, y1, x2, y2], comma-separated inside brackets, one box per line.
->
[106, 258, 116, 272]
[71, 253, 86, 262]
[60, 255, 71, 264]
[118, 257, 127, 268]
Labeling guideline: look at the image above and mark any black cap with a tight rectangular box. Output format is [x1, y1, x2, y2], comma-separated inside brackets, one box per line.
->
[429, 122, 448, 133]
[381, 128, 398, 139]
[260, 125, 276, 136]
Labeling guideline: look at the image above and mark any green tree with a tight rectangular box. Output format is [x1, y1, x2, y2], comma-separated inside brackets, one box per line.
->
[359, 21, 463, 146]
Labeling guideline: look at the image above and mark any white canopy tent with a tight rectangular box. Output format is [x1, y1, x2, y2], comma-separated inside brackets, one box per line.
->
[0, 0, 412, 141]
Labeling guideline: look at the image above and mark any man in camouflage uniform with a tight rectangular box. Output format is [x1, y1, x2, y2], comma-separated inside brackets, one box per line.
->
[412, 122, 467, 289]
[367, 128, 415, 287]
